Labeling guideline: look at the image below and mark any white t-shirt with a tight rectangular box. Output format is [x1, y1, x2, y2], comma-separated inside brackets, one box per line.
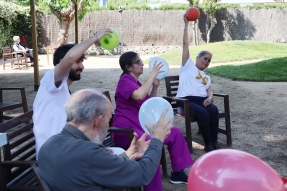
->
[33, 67, 70, 158]
[176, 58, 211, 98]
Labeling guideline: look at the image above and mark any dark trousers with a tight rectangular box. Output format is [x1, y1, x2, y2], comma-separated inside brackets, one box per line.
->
[16, 49, 33, 62]
[177, 96, 219, 125]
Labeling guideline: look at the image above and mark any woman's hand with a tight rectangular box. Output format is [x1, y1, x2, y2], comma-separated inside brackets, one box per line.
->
[152, 78, 161, 87]
[203, 97, 213, 107]
[94, 28, 112, 45]
[184, 12, 189, 25]
[150, 61, 164, 79]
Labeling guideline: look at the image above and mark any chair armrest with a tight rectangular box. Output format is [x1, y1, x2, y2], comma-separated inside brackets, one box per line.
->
[109, 127, 134, 133]
[213, 93, 230, 115]
[213, 93, 228, 98]
[163, 96, 191, 119]
[109, 127, 134, 144]
[0, 87, 25, 91]
[2, 53, 16, 56]
[2, 160, 37, 167]
[163, 96, 189, 103]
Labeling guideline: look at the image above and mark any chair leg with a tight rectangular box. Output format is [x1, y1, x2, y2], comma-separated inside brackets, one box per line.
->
[160, 147, 168, 177]
[224, 95, 232, 146]
[185, 118, 193, 153]
[0, 111, 3, 123]
[225, 116, 232, 146]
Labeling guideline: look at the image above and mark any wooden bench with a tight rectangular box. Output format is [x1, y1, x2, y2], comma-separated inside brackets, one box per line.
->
[0, 110, 38, 191]
[0, 87, 28, 123]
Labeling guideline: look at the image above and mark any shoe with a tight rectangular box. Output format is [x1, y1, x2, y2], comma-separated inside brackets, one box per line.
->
[213, 142, 221, 150]
[170, 170, 188, 184]
[204, 143, 215, 152]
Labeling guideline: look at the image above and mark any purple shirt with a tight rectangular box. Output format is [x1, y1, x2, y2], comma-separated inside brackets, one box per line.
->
[112, 74, 150, 148]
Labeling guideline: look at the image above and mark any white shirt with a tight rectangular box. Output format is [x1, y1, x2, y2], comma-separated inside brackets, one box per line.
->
[176, 58, 211, 98]
[33, 67, 70, 158]
[13, 43, 26, 51]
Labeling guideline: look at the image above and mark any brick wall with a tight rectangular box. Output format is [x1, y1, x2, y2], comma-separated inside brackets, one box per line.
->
[39, 8, 287, 47]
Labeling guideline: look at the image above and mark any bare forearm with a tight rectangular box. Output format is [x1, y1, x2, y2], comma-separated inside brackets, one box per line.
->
[149, 85, 159, 97]
[54, 35, 98, 82]
[207, 86, 213, 99]
[182, 23, 190, 66]
[132, 75, 156, 100]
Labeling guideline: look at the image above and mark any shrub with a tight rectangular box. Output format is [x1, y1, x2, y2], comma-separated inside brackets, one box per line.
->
[0, 1, 32, 56]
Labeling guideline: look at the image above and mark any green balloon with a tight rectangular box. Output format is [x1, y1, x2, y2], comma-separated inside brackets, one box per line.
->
[100, 28, 120, 50]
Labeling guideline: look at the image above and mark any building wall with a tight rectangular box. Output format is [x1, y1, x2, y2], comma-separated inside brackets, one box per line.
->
[39, 8, 287, 47]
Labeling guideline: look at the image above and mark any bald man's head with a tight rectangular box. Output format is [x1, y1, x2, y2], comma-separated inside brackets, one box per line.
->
[65, 89, 111, 124]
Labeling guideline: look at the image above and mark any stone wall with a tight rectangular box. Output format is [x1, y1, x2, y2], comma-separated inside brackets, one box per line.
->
[39, 8, 287, 48]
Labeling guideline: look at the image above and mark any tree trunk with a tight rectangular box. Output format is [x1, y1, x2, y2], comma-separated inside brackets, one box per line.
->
[58, 18, 72, 43]
[195, 20, 199, 45]
[50, 0, 85, 43]
[205, 14, 216, 44]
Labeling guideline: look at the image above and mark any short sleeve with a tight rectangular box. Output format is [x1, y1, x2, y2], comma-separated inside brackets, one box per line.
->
[41, 67, 68, 93]
[117, 74, 139, 101]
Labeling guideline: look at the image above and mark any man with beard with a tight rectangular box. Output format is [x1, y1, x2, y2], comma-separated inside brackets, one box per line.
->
[33, 28, 112, 158]
[38, 89, 172, 190]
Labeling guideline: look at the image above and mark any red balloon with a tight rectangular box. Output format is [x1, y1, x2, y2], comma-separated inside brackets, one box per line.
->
[187, 7, 200, 21]
[188, 149, 285, 191]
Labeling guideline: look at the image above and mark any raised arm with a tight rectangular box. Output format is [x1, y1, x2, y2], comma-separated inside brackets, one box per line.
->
[131, 62, 163, 100]
[182, 13, 190, 66]
[54, 28, 112, 84]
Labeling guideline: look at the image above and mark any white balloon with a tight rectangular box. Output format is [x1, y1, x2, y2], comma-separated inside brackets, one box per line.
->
[149, 56, 169, 79]
[139, 97, 174, 135]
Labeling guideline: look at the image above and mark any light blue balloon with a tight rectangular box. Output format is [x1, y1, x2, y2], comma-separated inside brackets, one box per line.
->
[139, 97, 174, 136]
[149, 56, 170, 79]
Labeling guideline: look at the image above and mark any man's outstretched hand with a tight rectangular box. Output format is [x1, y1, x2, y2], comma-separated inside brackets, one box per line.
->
[125, 133, 150, 160]
[146, 108, 173, 143]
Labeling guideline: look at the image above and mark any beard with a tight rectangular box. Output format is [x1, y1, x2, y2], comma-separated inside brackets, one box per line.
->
[91, 125, 108, 144]
[68, 68, 82, 81]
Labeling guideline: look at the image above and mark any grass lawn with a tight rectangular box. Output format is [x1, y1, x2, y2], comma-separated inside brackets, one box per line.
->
[206, 57, 287, 82]
[143, 40, 287, 81]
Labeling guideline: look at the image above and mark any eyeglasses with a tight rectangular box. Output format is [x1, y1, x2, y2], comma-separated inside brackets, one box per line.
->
[203, 57, 211, 63]
[133, 59, 144, 66]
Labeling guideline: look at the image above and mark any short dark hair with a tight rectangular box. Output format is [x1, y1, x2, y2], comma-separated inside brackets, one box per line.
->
[53, 44, 86, 66]
[119, 51, 138, 76]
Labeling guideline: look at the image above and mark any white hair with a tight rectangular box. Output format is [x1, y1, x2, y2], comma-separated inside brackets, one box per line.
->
[65, 89, 110, 124]
[13, 36, 20, 41]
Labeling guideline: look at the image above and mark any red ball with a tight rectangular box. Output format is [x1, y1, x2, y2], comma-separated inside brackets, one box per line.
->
[187, 7, 200, 21]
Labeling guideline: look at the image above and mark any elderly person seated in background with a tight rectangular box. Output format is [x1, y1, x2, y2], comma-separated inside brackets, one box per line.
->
[38, 89, 172, 191]
[12, 36, 34, 66]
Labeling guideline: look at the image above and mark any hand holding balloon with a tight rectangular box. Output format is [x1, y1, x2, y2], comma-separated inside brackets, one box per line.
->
[186, 7, 200, 21]
[139, 97, 174, 136]
[145, 108, 172, 142]
[93, 28, 112, 45]
[150, 61, 164, 79]
[149, 57, 170, 79]
[99, 28, 120, 50]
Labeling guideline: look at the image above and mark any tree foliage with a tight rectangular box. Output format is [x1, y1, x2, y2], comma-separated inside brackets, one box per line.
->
[0, 1, 36, 55]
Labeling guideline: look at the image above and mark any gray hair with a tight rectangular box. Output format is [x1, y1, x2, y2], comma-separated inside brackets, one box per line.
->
[65, 89, 110, 124]
[198, 50, 213, 58]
